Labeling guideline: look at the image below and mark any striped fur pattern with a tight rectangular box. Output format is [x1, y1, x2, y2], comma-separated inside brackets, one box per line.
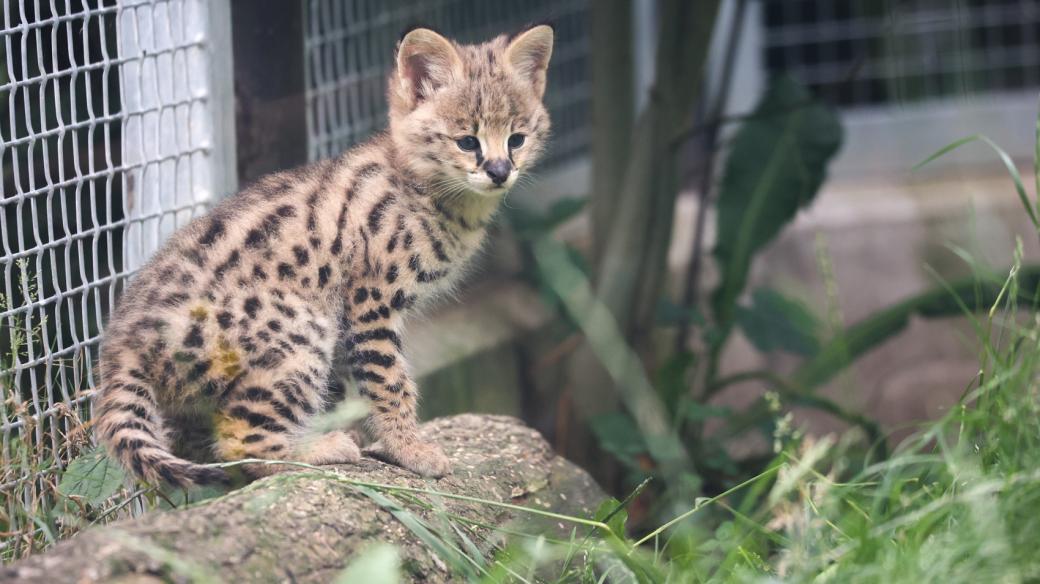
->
[93, 25, 554, 486]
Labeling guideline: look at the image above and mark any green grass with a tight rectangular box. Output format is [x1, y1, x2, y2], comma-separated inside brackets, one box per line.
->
[5, 109, 1040, 583]
[6, 214, 1040, 582]
[331, 248, 1040, 583]
[193, 248, 1038, 583]
[0, 260, 148, 563]
[2, 252, 1036, 581]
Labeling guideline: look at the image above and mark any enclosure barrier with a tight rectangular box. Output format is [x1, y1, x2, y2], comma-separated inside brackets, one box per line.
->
[0, 0, 590, 555]
[0, 0, 230, 505]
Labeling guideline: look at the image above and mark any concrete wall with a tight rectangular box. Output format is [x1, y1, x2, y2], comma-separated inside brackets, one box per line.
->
[701, 169, 1039, 448]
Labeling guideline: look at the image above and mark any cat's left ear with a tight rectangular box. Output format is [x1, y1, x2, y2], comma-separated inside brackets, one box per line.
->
[396, 27, 464, 108]
[505, 24, 554, 98]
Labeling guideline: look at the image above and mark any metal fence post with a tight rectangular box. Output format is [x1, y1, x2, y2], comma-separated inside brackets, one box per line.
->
[207, 0, 239, 200]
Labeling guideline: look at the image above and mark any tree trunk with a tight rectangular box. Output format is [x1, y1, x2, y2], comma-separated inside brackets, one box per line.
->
[590, 0, 635, 265]
[561, 0, 721, 488]
[594, 0, 720, 344]
[2, 415, 605, 584]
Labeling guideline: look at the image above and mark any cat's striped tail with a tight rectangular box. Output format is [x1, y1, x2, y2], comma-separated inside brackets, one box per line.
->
[93, 370, 228, 488]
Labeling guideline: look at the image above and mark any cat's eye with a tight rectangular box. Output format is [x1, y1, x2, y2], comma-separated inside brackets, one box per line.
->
[508, 133, 526, 149]
[456, 136, 480, 152]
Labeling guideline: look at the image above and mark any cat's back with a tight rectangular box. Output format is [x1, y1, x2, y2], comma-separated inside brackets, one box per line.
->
[98, 147, 374, 370]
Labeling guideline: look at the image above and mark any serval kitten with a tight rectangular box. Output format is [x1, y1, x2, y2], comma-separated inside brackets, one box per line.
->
[94, 25, 554, 486]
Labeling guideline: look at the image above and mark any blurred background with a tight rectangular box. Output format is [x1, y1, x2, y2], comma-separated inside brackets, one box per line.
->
[1, 0, 1039, 536]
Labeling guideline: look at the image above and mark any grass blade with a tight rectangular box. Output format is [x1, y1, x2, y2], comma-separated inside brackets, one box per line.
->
[353, 485, 479, 580]
[915, 134, 1038, 229]
[912, 134, 984, 170]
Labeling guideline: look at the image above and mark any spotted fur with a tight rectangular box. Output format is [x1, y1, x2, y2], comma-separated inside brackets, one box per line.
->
[93, 25, 554, 486]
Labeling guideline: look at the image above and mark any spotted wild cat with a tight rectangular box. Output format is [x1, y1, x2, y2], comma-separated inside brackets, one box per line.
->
[93, 25, 554, 485]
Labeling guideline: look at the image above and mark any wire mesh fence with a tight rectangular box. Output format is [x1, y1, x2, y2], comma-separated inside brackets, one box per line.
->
[0, 0, 221, 549]
[762, 0, 1040, 107]
[304, 0, 591, 165]
[0, 0, 592, 557]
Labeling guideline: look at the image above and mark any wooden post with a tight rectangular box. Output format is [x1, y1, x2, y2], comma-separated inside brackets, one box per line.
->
[562, 0, 722, 489]
[590, 0, 635, 264]
[231, 0, 308, 185]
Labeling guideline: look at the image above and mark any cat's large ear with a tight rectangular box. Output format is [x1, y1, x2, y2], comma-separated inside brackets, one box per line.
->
[396, 27, 463, 108]
[505, 24, 554, 98]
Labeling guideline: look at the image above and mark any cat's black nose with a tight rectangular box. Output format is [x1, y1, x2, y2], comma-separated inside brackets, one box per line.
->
[484, 159, 511, 186]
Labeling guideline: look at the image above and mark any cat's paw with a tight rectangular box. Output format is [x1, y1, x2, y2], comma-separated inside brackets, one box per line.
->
[366, 439, 452, 478]
[298, 431, 362, 465]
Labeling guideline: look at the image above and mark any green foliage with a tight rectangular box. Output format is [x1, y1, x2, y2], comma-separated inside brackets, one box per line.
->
[590, 413, 647, 469]
[915, 134, 1038, 231]
[506, 197, 591, 320]
[354, 485, 483, 580]
[0, 262, 138, 561]
[533, 235, 691, 471]
[56, 447, 126, 506]
[157, 484, 232, 510]
[655, 299, 705, 328]
[792, 265, 1040, 392]
[503, 70, 1040, 583]
[346, 257, 1039, 583]
[654, 350, 696, 412]
[682, 402, 731, 424]
[10, 19, 1040, 584]
[593, 498, 629, 538]
[711, 75, 843, 337]
[507, 197, 587, 240]
[511, 76, 852, 490]
[735, 288, 821, 357]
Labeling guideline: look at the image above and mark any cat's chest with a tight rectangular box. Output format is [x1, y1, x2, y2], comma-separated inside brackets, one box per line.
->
[347, 206, 484, 298]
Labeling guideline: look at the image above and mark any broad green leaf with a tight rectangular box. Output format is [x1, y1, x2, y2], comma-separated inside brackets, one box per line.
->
[57, 446, 127, 506]
[589, 412, 646, 464]
[735, 288, 821, 356]
[792, 264, 1040, 391]
[712, 76, 843, 336]
[541, 197, 588, 230]
[655, 350, 696, 411]
[594, 498, 629, 538]
[334, 544, 401, 584]
[508, 199, 591, 328]
[507, 197, 587, 239]
[644, 434, 688, 465]
[684, 402, 731, 423]
[563, 242, 592, 279]
[655, 299, 705, 327]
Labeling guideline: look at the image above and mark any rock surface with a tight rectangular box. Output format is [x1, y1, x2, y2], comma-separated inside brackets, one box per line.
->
[2, 415, 606, 583]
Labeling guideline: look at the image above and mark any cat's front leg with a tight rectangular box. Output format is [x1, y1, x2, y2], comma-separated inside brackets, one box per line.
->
[363, 374, 451, 479]
[344, 307, 450, 478]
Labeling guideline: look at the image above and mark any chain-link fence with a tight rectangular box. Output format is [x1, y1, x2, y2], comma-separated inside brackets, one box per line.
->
[0, 0, 229, 544]
[304, 0, 590, 164]
[0, 0, 592, 554]
[762, 0, 1040, 107]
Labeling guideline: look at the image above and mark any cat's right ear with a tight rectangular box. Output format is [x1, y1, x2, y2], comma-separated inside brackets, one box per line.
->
[396, 27, 462, 108]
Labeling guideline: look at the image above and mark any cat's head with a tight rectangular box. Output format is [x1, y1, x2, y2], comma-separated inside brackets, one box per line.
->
[387, 25, 553, 196]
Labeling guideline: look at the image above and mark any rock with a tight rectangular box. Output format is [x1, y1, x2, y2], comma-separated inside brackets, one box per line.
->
[2, 415, 606, 583]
